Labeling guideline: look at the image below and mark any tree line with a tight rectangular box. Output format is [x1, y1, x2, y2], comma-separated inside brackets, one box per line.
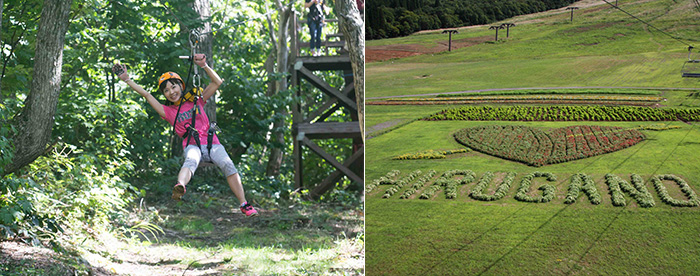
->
[367, 0, 577, 39]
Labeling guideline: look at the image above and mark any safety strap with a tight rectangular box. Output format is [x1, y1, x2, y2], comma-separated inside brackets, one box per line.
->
[174, 30, 214, 157]
[183, 96, 202, 149]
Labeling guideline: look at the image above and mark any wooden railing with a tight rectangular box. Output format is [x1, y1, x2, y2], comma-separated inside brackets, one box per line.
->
[291, 12, 346, 57]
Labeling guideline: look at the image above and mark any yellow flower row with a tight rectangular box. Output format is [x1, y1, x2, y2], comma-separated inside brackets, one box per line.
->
[392, 149, 469, 160]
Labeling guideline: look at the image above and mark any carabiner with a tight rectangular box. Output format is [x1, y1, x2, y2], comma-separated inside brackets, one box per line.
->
[193, 73, 201, 90]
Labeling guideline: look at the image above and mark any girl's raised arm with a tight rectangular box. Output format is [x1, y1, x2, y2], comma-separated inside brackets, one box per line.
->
[193, 54, 223, 102]
[113, 64, 165, 118]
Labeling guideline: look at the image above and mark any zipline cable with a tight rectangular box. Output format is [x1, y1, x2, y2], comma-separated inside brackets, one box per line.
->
[601, 0, 694, 48]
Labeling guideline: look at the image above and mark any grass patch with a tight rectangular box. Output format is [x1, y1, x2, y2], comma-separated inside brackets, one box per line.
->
[366, 115, 700, 274]
[366, 0, 700, 274]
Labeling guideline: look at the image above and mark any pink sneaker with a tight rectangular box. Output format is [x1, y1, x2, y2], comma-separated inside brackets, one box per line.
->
[240, 202, 258, 217]
[172, 183, 186, 200]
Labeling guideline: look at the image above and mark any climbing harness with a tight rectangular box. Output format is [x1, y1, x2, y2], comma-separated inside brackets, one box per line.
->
[171, 30, 219, 162]
[682, 46, 700, 78]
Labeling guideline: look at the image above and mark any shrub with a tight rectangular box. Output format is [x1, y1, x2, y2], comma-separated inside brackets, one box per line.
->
[470, 172, 516, 201]
[564, 173, 601, 205]
[399, 170, 437, 199]
[0, 177, 62, 246]
[425, 105, 700, 122]
[651, 174, 700, 207]
[434, 170, 476, 199]
[605, 174, 655, 208]
[367, 170, 401, 193]
[383, 170, 421, 198]
[392, 149, 469, 160]
[635, 125, 682, 131]
[514, 172, 557, 203]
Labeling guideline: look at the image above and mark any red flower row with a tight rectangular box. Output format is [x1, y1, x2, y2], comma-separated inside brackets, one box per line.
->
[454, 125, 645, 167]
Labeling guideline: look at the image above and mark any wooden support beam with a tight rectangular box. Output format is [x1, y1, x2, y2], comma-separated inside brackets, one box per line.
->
[296, 56, 353, 71]
[302, 137, 363, 184]
[315, 104, 342, 123]
[298, 122, 361, 139]
[292, 60, 303, 189]
[298, 41, 345, 49]
[296, 64, 357, 113]
[310, 146, 364, 199]
[304, 81, 354, 124]
[342, 81, 355, 97]
[293, 129, 303, 189]
[305, 98, 338, 124]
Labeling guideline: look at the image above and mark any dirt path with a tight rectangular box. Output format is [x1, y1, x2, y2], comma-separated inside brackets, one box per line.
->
[1, 197, 364, 276]
[367, 87, 699, 100]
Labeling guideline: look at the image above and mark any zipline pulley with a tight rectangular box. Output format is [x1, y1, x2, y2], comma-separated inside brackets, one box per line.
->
[179, 30, 203, 89]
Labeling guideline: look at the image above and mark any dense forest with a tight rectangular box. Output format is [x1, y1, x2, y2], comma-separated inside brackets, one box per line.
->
[367, 0, 578, 39]
[0, 0, 364, 274]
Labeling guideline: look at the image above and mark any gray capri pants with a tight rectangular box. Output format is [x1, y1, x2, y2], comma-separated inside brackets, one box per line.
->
[182, 144, 238, 177]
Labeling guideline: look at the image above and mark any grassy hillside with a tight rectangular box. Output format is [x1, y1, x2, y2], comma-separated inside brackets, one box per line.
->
[365, 0, 700, 275]
[366, 0, 700, 98]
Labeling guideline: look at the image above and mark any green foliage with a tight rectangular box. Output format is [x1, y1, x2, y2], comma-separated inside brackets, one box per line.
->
[383, 170, 421, 198]
[514, 171, 557, 203]
[604, 173, 655, 208]
[0, 177, 61, 246]
[470, 171, 516, 201]
[564, 173, 601, 205]
[428, 105, 700, 122]
[635, 124, 682, 131]
[651, 174, 700, 207]
[399, 170, 436, 199]
[366, 170, 400, 193]
[367, 0, 577, 39]
[0, 104, 15, 176]
[26, 144, 137, 226]
[418, 170, 474, 199]
[418, 184, 441, 200]
[439, 170, 475, 199]
[392, 148, 469, 160]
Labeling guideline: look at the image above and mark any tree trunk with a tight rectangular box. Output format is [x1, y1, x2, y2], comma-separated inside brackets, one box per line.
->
[4, 0, 73, 175]
[265, 3, 292, 177]
[336, 0, 364, 143]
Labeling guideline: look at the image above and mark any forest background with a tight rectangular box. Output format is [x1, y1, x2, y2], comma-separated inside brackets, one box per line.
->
[367, 0, 579, 39]
[0, 0, 364, 274]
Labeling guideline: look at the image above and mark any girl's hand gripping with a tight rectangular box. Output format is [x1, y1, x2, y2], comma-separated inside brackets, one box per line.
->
[194, 54, 208, 68]
[112, 63, 130, 82]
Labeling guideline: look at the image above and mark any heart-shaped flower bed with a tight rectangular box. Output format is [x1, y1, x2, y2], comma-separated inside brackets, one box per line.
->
[454, 125, 645, 166]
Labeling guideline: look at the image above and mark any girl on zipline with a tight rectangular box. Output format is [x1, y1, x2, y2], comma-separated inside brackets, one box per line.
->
[112, 54, 258, 217]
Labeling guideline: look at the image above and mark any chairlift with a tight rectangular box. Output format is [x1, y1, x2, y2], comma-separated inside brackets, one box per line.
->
[682, 46, 700, 78]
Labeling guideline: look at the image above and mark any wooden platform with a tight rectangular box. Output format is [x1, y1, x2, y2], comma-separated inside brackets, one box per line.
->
[297, 122, 362, 139]
[290, 13, 363, 196]
[295, 56, 353, 71]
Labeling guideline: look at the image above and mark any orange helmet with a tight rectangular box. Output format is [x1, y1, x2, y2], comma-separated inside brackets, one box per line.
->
[158, 72, 184, 90]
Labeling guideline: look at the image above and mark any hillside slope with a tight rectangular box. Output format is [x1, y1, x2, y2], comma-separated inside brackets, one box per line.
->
[366, 0, 700, 98]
